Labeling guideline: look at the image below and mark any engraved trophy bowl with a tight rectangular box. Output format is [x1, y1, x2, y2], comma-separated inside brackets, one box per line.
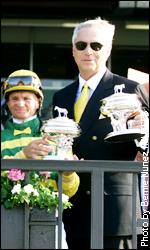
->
[41, 106, 80, 159]
[99, 84, 146, 142]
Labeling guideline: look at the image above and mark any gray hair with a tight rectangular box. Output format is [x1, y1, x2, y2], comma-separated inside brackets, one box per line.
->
[72, 17, 115, 46]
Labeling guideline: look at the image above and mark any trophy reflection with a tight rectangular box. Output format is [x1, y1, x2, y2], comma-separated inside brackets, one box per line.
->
[41, 106, 80, 159]
[99, 84, 147, 142]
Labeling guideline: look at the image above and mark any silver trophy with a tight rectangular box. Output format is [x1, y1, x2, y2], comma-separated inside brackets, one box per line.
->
[41, 106, 80, 159]
[99, 84, 147, 142]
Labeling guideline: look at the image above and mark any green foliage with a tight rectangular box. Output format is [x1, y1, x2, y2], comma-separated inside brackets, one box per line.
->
[1, 170, 72, 213]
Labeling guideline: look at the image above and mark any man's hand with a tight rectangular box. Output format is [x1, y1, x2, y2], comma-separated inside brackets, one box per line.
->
[127, 110, 149, 131]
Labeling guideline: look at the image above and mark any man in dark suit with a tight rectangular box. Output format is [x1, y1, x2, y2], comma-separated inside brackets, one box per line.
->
[52, 17, 144, 249]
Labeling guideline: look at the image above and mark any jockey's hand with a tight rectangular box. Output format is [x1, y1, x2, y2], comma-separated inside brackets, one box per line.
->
[63, 154, 84, 176]
[23, 138, 52, 159]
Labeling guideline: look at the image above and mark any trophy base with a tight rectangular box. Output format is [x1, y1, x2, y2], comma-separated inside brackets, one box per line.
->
[105, 129, 145, 142]
[44, 155, 62, 160]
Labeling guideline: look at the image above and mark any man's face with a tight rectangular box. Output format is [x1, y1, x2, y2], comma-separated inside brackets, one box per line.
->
[7, 91, 40, 120]
[72, 26, 111, 79]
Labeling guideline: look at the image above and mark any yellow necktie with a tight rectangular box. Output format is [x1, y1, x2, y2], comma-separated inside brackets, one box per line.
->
[74, 83, 90, 123]
[14, 127, 32, 136]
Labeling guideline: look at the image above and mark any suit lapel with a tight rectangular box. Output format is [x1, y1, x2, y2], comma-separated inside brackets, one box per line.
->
[65, 81, 79, 119]
[54, 80, 79, 120]
[79, 70, 115, 133]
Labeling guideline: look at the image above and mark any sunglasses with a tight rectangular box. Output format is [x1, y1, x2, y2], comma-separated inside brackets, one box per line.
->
[75, 41, 103, 51]
[3, 76, 40, 90]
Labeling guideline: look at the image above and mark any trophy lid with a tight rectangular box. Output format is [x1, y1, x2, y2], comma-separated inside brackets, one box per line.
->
[41, 106, 80, 136]
[101, 84, 142, 110]
[102, 92, 141, 110]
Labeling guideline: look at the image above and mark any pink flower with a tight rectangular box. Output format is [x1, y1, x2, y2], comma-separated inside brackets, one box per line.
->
[7, 169, 25, 181]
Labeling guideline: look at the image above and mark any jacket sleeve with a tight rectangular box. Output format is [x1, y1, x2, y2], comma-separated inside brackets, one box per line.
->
[2, 150, 27, 159]
[62, 172, 80, 198]
[2, 150, 42, 159]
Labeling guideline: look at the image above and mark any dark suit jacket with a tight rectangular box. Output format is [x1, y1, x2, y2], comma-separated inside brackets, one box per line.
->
[52, 69, 141, 238]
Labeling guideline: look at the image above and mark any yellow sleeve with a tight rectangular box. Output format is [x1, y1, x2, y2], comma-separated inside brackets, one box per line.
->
[3, 150, 27, 159]
[62, 172, 80, 198]
[3, 150, 43, 159]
